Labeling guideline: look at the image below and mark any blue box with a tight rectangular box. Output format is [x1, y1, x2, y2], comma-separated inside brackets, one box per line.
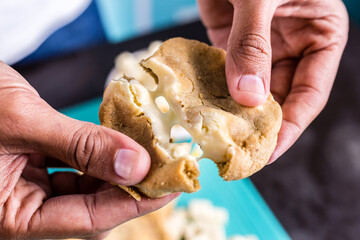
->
[95, 0, 199, 43]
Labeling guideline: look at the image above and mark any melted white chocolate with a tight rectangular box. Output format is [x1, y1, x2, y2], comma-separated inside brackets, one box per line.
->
[123, 78, 195, 162]
[141, 58, 236, 163]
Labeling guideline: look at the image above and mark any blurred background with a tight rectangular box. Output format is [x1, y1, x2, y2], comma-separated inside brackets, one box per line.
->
[1, 0, 360, 239]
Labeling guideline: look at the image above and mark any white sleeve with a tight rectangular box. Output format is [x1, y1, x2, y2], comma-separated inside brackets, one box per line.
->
[0, 0, 90, 65]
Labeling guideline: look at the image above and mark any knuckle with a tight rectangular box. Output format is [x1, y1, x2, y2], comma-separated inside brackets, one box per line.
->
[318, 1, 349, 49]
[0, 90, 42, 147]
[71, 124, 103, 174]
[230, 33, 271, 64]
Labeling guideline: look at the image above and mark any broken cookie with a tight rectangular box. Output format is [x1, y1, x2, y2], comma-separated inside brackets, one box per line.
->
[99, 38, 282, 198]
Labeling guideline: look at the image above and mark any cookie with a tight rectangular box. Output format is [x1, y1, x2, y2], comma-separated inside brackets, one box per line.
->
[99, 38, 282, 198]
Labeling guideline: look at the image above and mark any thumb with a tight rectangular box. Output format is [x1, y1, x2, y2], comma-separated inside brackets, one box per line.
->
[15, 99, 150, 186]
[226, 0, 277, 106]
[0, 61, 150, 187]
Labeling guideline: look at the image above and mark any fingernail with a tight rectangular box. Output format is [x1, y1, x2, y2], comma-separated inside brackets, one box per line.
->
[114, 149, 138, 180]
[238, 75, 265, 96]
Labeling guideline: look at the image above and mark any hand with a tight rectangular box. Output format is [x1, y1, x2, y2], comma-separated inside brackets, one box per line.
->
[0, 61, 178, 240]
[197, 0, 348, 162]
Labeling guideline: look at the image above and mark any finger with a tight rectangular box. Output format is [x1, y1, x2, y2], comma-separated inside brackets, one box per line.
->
[23, 155, 102, 198]
[269, 45, 345, 163]
[26, 154, 73, 170]
[8, 97, 151, 186]
[197, 0, 233, 49]
[226, 0, 279, 106]
[50, 172, 110, 196]
[270, 58, 298, 104]
[26, 153, 46, 168]
[86, 231, 111, 240]
[21, 154, 52, 197]
[26, 188, 179, 239]
[197, 0, 233, 29]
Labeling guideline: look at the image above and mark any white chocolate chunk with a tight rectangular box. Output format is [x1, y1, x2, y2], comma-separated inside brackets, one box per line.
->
[171, 124, 192, 143]
[190, 143, 203, 158]
[155, 96, 170, 113]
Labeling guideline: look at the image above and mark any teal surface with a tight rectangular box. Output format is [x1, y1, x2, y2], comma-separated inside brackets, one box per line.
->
[178, 161, 290, 239]
[61, 97, 102, 124]
[60, 98, 290, 240]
